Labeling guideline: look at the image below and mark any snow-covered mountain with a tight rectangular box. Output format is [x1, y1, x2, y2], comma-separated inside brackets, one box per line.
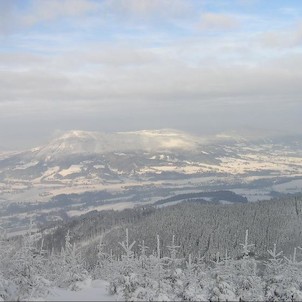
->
[0, 129, 302, 234]
[34, 129, 202, 161]
[0, 129, 301, 206]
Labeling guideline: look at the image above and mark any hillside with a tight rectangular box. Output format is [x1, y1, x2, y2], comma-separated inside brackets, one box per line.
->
[39, 194, 302, 268]
[1, 130, 302, 234]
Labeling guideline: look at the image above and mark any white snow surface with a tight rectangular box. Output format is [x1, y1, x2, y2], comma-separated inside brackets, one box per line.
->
[59, 165, 83, 177]
[42, 279, 117, 301]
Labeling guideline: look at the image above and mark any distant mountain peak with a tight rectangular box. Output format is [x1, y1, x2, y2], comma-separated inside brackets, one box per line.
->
[119, 128, 190, 136]
[33, 129, 201, 160]
[59, 130, 98, 139]
[20, 129, 300, 162]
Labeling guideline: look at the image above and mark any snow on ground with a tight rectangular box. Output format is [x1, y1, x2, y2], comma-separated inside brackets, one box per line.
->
[66, 201, 137, 217]
[43, 279, 117, 301]
[272, 178, 302, 192]
[13, 161, 39, 170]
[219, 200, 233, 204]
[157, 200, 184, 208]
[232, 188, 272, 202]
[33, 166, 60, 183]
[137, 164, 209, 175]
[59, 165, 83, 177]
[94, 164, 105, 169]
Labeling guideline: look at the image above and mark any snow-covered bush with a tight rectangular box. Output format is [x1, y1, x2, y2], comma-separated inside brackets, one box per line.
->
[55, 230, 88, 290]
[3, 222, 302, 301]
[0, 222, 50, 300]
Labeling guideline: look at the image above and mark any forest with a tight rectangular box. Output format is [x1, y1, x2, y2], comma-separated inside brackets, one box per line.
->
[1, 195, 302, 301]
[44, 194, 302, 263]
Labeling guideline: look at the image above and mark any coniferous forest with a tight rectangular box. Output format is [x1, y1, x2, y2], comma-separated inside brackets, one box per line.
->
[2, 196, 302, 301]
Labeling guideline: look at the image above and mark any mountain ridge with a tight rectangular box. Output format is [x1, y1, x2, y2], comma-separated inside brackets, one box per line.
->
[2, 129, 302, 157]
[0, 129, 302, 234]
[33, 129, 202, 161]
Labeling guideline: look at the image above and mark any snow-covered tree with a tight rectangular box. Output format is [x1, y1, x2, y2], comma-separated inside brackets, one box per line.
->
[3, 221, 50, 300]
[263, 243, 287, 301]
[108, 228, 139, 301]
[132, 234, 171, 301]
[57, 230, 88, 290]
[164, 235, 183, 299]
[205, 251, 237, 301]
[277, 248, 302, 301]
[232, 229, 264, 301]
[92, 237, 109, 279]
[0, 229, 17, 301]
[178, 254, 206, 301]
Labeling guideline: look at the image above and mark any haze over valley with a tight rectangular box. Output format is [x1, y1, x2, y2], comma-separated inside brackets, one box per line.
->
[1, 129, 302, 233]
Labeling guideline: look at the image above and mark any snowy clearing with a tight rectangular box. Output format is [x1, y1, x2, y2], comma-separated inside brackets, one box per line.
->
[43, 280, 117, 301]
[59, 165, 83, 177]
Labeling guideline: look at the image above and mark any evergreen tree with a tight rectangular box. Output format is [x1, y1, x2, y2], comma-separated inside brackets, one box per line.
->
[206, 251, 237, 301]
[264, 243, 286, 301]
[179, 254, 206, 301]
[232, 230, 264, 301]
[58, 230, 88, 289]
[109, 228, 138, 301]
[5, 221, 49, 300]
[279, 248, 302, 301]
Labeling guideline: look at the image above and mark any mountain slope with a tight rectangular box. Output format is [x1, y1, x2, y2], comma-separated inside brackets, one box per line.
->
[0, 129, 302, 235]
[0, 130, 301, 204]
[34, 129, 202, 160]
[101, 195, 302, 261]
[40, 194, 302, 267]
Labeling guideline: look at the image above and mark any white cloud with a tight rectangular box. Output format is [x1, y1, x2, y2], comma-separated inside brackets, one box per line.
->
[1, 0, 194, 35]
[1, 48, 302, 107]
[0, 1, 18, 33]
[1, 0, 302, 148]
[21, 0, 98, 26]
[0, 0, 99, 35]
[258, 22, 302, 49]
[104, 0, 192, 19]
[80, 46, 158, 67]
[198, 13, 240, 31]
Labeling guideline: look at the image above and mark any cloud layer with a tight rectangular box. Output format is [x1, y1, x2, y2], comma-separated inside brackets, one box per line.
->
[1, 0, 302, 149]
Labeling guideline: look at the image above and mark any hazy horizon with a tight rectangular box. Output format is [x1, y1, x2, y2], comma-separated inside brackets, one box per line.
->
[1, 0, 302, 149]
[1, 126, 301, 152]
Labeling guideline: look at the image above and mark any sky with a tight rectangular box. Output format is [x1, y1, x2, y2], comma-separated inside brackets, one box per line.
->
[0, 0, 302, 149]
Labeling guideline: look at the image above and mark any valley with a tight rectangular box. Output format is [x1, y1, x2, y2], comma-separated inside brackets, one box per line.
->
[0, 129, 302, 233]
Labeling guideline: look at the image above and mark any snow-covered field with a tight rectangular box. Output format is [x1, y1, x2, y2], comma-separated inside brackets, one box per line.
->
[1, 130, 302, 206]
[58, 165, 83, 177]
[43, 280, 116, 301]
[1, 130, 302, 235]
[272, 178, 302, 192]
